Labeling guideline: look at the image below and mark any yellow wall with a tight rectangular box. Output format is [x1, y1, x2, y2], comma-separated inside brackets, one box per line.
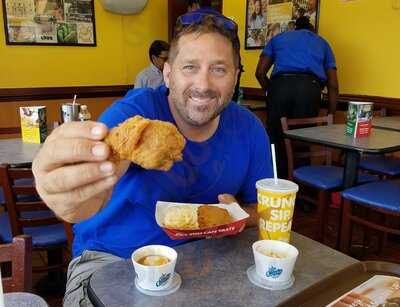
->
[2, 1, 399, 98]
[0, 0, 168, 88]
[224, 1, 400, 98]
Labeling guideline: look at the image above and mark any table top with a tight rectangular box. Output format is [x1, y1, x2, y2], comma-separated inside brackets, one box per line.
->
[0, 138, 42, 165]
[372, 116, 400, 132]
[4, 292, 48, 306]
[88, 229, 357, 307]
[284, 124, 400, 154]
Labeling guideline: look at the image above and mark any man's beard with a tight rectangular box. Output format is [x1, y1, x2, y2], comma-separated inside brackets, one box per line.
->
[169, 82, 233, 127]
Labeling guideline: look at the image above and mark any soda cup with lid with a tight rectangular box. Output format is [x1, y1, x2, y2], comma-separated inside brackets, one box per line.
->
[256, 178, 298, 242]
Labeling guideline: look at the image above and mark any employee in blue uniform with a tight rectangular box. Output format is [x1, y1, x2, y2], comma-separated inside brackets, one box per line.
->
[256, 16, 339, 178]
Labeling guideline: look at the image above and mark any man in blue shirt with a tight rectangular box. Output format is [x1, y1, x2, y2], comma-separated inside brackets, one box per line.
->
[255, 16, 338, 178]
[33, 13, 272, 306]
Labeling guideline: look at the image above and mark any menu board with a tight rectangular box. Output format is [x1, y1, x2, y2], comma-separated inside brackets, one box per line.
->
[2, 0, 96, 46]
[327, 275, 400, 306]
[245, 0, 319, 49]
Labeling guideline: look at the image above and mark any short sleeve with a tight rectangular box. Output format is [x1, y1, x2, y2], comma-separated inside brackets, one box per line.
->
[261, 38, 275, 62]
[238, 118, 273, 204]
[134, 71, 145, 88]
[98, 89, 152, 129]
[323, 40, 336, 70]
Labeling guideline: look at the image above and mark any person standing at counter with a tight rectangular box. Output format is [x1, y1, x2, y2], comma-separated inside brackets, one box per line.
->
[134, 40, 169, 89]
[33, 13, 273, 306]
[255, 16, 338, 178]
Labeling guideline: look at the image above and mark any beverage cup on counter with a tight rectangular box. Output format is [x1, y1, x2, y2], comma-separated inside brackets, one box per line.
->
[252, 240, 298, 284]
[131, 245, 177, 291]
[256, 178, 298, 242]
[60, 103, 80, 123]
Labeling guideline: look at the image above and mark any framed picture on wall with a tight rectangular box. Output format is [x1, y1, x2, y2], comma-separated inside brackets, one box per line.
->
[245, 0, 320, 50]
[2, 0, 96, 46]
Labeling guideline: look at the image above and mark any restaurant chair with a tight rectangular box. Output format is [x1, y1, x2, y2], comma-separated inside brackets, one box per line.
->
[63, 221, 74, 254]
[359, 108, 400, 178]
[0, 235, 32, 292]
[340, 180, 400, 255]
[281, 115, 377, 242]
[0, 164, 68, 275]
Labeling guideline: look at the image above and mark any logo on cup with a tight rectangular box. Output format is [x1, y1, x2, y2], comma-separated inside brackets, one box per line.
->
[266, 266, 283, 279]
[156, 273, 171, 287]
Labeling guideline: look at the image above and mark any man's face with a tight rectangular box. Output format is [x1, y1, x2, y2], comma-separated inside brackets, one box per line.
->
[152, 50, 169, 71]
[163, 32, 239, 127]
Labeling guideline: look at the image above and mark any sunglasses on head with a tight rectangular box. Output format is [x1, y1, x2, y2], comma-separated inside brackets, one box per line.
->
[177, 12, 238, 32]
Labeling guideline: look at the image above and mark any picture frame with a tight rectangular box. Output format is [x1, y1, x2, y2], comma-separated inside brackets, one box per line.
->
[2, 0, 96, 46]
[245, 0, 320, 50]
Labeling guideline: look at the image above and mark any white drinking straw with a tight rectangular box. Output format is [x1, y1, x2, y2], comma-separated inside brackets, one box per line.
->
[72, 94, 77, 105]
[271, 143, 278, 185]
[0, 267, 5, 307]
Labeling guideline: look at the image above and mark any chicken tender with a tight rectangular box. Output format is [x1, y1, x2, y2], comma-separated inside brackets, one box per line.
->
[105, 115, 186, 171]
[198, 205, 232, 228]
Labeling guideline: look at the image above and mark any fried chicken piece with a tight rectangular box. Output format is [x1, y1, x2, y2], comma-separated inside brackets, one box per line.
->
[198, 205, 232, 228]
[105, 115, 186, 171]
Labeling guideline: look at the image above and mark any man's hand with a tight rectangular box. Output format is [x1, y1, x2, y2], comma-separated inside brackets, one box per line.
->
[218, 193, 258, 228]
[32, 121, 129, 223]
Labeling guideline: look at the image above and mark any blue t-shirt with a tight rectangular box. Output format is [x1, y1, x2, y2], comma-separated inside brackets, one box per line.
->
[72, 86, 273, 258]
[262, 29, 336, 83]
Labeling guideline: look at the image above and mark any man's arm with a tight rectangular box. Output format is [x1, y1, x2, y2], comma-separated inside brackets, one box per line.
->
[326, 68, 339, 115]
[255, 55, 273, 94]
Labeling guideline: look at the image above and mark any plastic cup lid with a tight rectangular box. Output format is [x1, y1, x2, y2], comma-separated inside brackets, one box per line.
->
[256, 178, 298, 193]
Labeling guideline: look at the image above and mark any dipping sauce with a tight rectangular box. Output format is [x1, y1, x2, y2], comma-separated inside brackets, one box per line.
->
[138, 255, 170, 266]
[256, 247, 285, 259]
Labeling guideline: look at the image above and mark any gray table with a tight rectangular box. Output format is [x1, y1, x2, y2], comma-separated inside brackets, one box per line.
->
[88, 229, 357, 307]
[372, 116, 400, 132]
[284, 124, 400, 188]
[4, 292, 48, 306]
[0, 139, 42, 165]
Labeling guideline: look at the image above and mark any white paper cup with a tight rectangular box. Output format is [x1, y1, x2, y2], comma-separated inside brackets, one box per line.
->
[131, 245, 177, 291]
[252, 240, 298, 283]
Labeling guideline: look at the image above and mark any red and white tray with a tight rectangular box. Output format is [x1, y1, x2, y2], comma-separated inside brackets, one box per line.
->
[155, 201, 249, 240]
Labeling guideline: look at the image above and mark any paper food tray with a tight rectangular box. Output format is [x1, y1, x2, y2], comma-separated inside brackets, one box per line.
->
[155, 201, 249, 240]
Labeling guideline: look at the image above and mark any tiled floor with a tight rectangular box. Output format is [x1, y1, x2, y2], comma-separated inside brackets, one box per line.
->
[34, 203, 400, 307]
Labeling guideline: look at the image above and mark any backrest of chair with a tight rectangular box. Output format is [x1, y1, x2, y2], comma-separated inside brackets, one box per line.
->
[281, 114, 333, 180]
[0, 164, 59, 237]
[0, 235, 32, 292]
[63, 222, 74, 253]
